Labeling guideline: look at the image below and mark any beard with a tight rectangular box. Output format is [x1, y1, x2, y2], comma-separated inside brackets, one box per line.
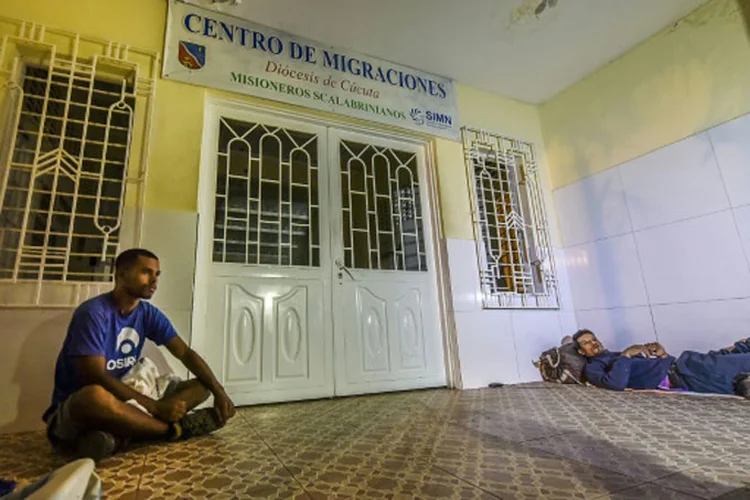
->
[125, 283, 155, 299]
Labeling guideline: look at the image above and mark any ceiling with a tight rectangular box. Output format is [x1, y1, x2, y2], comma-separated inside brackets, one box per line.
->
[196, 0, 709, 104]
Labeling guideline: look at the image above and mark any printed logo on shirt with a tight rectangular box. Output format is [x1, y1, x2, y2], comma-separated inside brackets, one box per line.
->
[106, 357, 137, 371]
[106, 327, 141, 371]
[116, 327, 140, 355]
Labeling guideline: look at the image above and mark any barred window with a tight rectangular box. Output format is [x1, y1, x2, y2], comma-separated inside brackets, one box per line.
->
[0, 65, 134, 282]
[462, 127, 558, 309]
[0, 18, 157, 307]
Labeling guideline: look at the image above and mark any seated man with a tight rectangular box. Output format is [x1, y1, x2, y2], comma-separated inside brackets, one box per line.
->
[573, 329, 750, 396]
[44, 248, 236, 461]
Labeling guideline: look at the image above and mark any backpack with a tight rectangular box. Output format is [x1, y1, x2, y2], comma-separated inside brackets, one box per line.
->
[535, 342, 587, 384]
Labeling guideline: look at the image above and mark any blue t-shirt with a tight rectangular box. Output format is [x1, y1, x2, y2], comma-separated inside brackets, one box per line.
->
[51, 293, 178, 406]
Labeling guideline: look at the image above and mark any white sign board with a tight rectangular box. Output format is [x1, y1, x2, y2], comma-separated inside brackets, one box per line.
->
[163, 1, 460, 140]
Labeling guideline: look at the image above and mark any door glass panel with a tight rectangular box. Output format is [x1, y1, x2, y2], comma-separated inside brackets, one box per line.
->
[213, 117, 319, 266]
[339, 140, 427, 272]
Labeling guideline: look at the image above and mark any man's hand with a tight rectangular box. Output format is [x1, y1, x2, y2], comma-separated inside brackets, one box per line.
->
[153, 397, 187, 423]
[621, 344, 650, 358]
[167, 337, 237, 426]
[645, 342, 668, 358]
[214, 392, 236, 426]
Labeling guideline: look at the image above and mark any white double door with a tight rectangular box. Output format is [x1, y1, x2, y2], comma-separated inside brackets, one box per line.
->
[194, 105, 445, 405]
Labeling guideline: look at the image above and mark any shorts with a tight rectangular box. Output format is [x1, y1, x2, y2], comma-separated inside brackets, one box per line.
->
[43, 378, 182, 449]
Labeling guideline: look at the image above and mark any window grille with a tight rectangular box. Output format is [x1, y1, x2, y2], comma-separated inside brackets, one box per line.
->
[0, 17, 158, 307]
[339, 140, 427, 272]
[462, 127, 558, 309]
[212, 117, 320, 267]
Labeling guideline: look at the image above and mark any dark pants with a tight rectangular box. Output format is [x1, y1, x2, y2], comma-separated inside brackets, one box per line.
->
[674, 338, 750, 394]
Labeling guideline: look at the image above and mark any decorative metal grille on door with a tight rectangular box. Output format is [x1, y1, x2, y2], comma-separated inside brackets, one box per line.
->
[339, 140, 426, 272]
[213, 118, 319, 267]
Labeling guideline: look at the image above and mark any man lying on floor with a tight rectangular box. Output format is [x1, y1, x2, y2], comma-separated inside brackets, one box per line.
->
[43, 248, 236, 461]
[573, 329, 750, 397]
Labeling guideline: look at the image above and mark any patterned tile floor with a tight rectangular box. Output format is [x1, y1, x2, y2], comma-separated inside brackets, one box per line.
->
[1, 384, 749, 499]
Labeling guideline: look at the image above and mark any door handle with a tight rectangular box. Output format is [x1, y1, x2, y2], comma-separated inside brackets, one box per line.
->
[335, 259, 355, 281]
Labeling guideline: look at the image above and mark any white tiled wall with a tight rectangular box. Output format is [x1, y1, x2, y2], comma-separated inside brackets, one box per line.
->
[618, 134, 729, 231]
[511, 310, 564, 382]
[564, 234, 648, 310]
[574, 307, 656, 351]
[554, 113, 750, 355]
[446, 238, 575, 389]
[634, 211, 750, 304]
[708, 115, 750, 207]
[736, 205, 750, 260]
[651, 298, 750, 355]
[554, 167, 632, 247]
[453, 308, 519, 389]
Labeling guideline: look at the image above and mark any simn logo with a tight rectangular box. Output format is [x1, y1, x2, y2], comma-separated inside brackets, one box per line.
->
[410, 108, 425, 125]
[410, 108, 453, 129]
[178, 41, 206, 70]
[423, 110, 453, 129]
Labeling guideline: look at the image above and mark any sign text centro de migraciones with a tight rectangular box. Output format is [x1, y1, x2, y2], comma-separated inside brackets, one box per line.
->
[163, 1, 459, 140]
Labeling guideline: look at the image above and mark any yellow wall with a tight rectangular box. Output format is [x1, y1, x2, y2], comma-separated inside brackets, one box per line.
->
[437, 85, 550, 240]
[540, 0, 750, 189]
[7, 0, 747, 229]
[3, 0, 167, 51]
[3, 0, 548, 239]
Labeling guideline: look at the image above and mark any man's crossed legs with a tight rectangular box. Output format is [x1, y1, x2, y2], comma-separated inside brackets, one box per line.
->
[45, 380, 219, 461]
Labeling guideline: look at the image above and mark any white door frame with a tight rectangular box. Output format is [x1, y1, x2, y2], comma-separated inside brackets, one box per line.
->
[328, 128, 445, 395]
[193, 104, 335, 405]
[192, 96, 460, 402]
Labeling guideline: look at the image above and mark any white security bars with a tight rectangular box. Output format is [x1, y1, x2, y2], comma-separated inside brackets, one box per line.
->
[462, 127, 558, 309]
[339, 140, 427, 272]
[0, 17, 158, 307]
[212, 117, 320, 267]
